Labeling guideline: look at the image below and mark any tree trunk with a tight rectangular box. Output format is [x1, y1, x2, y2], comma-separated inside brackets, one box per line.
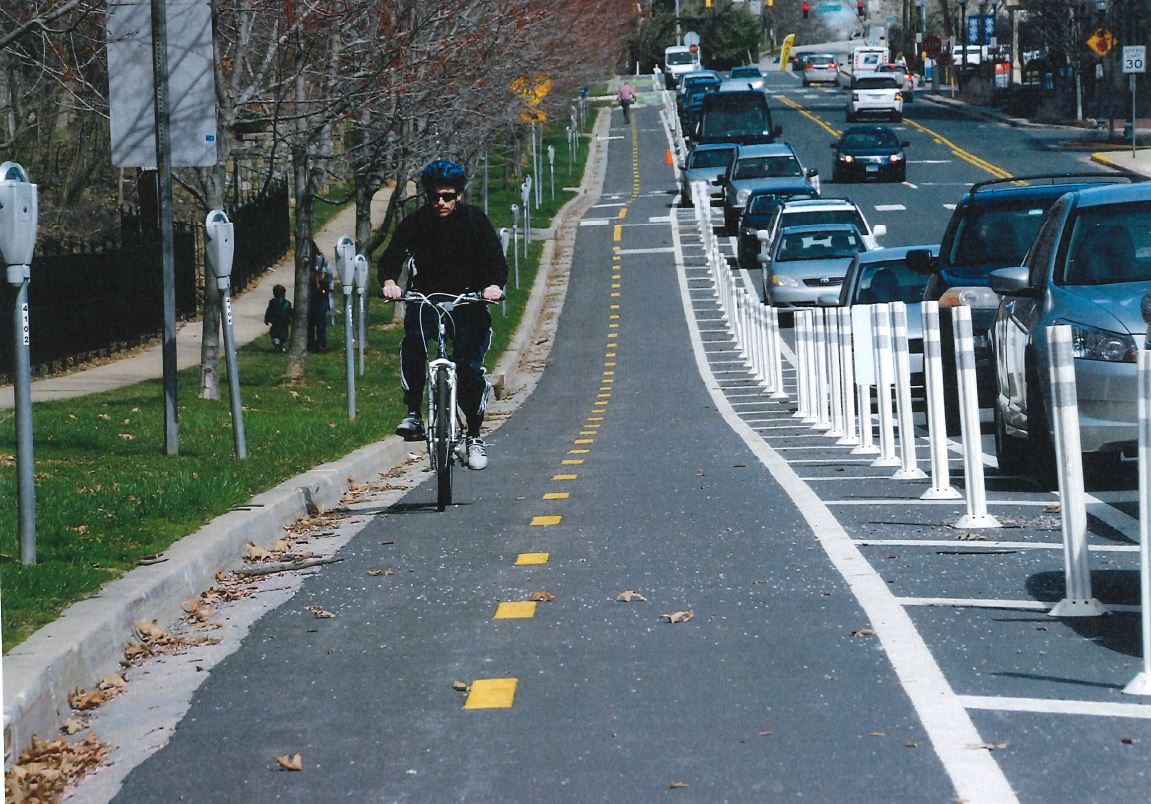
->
[284, 141, 315, 382]
[197, 161, 228, 399]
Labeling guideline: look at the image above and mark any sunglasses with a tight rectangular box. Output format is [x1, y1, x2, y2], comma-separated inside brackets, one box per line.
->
[428, 191, 459, 203]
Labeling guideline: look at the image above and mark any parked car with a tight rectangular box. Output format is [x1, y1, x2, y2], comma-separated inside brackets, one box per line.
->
[677, 71, 721, 108]
[691, 90, 782, 147]
[906, 172, 1130, 432]
[801, 53, 839, 86]
[989, 182, 1151, 484]
[736, 185, 821, 269]
[831, 245, 940, 378]
[846, 74, 903, 122]
[728, 65, 766, 91]
[830, 125, 908, 183]
[762, 223, 868, 309]
[716, 142, 817, 232]
[874, 62, 915, 100]
[679, 143, 738, 207]
[761, 197, 887, 256]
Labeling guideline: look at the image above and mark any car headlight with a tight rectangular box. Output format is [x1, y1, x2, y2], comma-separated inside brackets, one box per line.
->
[1056, 320, 1138, 363]
[736, 188, 751, 205]
[889, 153, 904, 162]
[771, 274, 800, 288]
[741, 227, 756, 237]
[938, 286, 999, 310]
[840, 154, 854, 163]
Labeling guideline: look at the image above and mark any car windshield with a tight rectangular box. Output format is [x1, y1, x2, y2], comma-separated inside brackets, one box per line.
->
[854, 76, 900, 90]
[667, 52, 695, 65]
[730, 67, 760, 77]
[748, 191, 816, 215]
[841, 130, 898, 149]
[690, 148, 736, 169]
[854, 260, 930, 304]
[1059, 201, 1151, 286]
[948, 200, 1050, 276]
[734, 155, 802, 179]
[701, 108, 772, 138]
[777, 230, 864, 261]
[806, 55, 836, 66]
[783, 209, 867, 233]
[684, 76, 719, 89]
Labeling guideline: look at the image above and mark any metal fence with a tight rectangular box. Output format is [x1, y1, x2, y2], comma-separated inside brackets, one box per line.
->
[0, 180, 289, 381]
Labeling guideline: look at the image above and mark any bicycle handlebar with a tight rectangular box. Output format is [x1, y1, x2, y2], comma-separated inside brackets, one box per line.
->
[384, 289, 501, 308]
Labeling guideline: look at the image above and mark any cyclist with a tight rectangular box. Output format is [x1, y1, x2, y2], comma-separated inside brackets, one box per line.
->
[379, 159, 507, 470]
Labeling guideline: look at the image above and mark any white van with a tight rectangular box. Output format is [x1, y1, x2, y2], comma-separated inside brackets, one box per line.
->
[664, 45, 702, 89]
[851, 46, 890, 76]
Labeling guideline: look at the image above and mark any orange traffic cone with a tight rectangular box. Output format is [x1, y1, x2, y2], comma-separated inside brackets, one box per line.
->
[665, 148, 673, 166]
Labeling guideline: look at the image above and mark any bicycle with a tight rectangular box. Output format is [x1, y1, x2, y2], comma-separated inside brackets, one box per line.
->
[395, 290, 492, 511]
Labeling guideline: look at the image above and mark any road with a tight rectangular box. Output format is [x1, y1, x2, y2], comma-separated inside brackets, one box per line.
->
[74, 75, 1151, 803]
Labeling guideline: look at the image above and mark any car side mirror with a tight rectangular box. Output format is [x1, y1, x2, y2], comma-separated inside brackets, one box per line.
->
[900, 141, 910, 148]
[712, 177, 723, 186]
[806, 168, 819, 177]
[905, 248, 935, 274]
[772, 125, 783, 137]
[872, 224, 887, 238]
[989, 266, 1038, 297]
[677, 162, 686, 171]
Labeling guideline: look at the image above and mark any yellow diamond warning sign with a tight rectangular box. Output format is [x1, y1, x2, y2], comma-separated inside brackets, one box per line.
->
[1087, 28, 1116, 58]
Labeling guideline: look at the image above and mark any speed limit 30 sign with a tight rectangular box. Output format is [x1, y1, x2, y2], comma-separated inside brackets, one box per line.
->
[1123, 45, 1146, 74]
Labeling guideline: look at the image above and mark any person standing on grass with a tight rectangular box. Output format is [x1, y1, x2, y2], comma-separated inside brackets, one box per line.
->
[618, 80, 637, 123]
[263, 284, 292, 352]
[378, 159, 506, 470]
[308, 243, 332, 352]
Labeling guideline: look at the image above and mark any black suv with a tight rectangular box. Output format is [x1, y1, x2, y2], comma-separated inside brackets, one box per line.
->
[691, 91, 782, 147]
[907, 173, 1130, 431]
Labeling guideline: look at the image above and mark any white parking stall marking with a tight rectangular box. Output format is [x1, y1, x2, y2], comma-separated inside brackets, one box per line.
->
[579, 219, 612, 226]
[960, 696, 1151, 720]
[944, 203, 957, 210]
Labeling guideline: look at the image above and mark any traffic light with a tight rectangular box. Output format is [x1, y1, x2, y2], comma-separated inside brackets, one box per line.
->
[857, 0, 865, 16]
[802, 1, 810, 18]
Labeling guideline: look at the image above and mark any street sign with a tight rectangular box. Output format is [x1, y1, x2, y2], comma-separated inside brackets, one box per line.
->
[1124, 45, 1147, 74]
[814, 3, 842, 12]
[924, 35, 942, 59]
[966, 14, 994, 46]
[684, 31, 701, 48]
[1086, 28, 1115, 58]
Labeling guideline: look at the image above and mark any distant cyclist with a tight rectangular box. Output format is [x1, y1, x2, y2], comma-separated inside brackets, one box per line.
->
[378, 159, 507, 470]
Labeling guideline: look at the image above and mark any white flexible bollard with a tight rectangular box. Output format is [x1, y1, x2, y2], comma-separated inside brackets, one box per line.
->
[796, 310, 814, 420]
[890, 302, 927, 479]
[754, 301, 768, 385]
[1047, 324, 1106, 617]
[850, 305, 879, 455]
[836, 306, 860, 446]
[770, 306, 788, 400]
[813, 308, 831, 431]
[1125, 349, 1151, 694]
[920, 301, 961, 499]
[871, 304, 900, 467]
[825, 307, 846, 438]
[953, 305, 1001, 528]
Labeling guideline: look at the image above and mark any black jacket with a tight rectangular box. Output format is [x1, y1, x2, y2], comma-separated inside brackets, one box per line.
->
[377, 203, 508, 295]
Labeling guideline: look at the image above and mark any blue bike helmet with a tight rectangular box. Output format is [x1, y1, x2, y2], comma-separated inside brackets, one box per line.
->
[420, 159, 467, 192]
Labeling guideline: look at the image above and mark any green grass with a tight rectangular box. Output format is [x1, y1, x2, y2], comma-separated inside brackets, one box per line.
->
[0, 110, 597, 652]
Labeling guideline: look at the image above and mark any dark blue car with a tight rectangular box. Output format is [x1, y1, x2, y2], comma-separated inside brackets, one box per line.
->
[736, 184, 820, 270]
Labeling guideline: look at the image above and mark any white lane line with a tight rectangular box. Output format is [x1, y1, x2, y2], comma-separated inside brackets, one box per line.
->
[897, 597, 1139, 614]
[861, 539, 1138, 552]
[579, 219, 612, 226]
[591, 202, 626, 208]
[944, 203, 957, 210]
[903, 181, 919, 189]
[875, 204, 906, 212]
[670, 203, 1017, 804]
[616, 246, 676, 254]
[801, 474, 908, 481]
[959, 695, 1151, 720]
[826, 498, 1054, 507]
[1086, 496, 1139, 541]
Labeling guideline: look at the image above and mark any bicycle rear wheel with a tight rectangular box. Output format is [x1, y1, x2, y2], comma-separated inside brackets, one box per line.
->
[434, 369, 453, 511]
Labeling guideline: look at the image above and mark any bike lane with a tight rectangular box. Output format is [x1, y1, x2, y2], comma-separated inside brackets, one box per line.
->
[110, 105, 960, 801]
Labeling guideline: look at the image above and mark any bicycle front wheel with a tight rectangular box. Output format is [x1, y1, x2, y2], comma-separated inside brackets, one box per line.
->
[434, 368, 453, 511]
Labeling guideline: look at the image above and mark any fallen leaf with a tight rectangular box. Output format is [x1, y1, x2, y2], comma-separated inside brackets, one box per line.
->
[367, 569, 385, 576]
[668, 782, 688, 790]
[869, 731, 886, 737]
[246, 542, 274, 562]
[616, 590, 647, 602]
[5, 733, 110, 802]
[97, 674, 127, 691]
[529, 591, 556, 602]
[967, 741, 1008, 751]
[273, 538, 292, 553]
[956, 532, 988, 541]
[62, 719, 88, 735]
[275, 753, 303, 771]
[312, 607, 336, 619]
[1122, 737, 1139, 745]
[661, 610, 693, 624]
[452, 681, 469, 692]
[905, 741, 918, 748]
[851, 628, 876, 637]
[1044, 503, 1062, 513]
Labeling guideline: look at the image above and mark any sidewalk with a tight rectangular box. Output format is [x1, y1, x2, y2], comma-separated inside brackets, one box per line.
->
[0, 188, 394, 410]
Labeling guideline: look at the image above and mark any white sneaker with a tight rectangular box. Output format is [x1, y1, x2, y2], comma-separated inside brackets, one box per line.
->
[467, 438, 488, 470]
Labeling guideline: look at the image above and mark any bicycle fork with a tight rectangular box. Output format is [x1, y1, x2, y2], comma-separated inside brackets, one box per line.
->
[426, 357, 460, 467]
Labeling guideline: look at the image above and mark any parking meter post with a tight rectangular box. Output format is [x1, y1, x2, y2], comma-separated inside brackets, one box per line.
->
[548, 145, 555, 201]
[836, 307, 859, 446]
[871, 304, 901, 467]
[483, 150, 489, 217]
[953, 306, 1002, 528]
[1046, 324, 1106, 616]
[1125, 350, 1151, 694]
[204, 210, 246, 459]
[1, 161, 38, 563]
[510, 204, 521, 288]
[520, 179, 531, 254]
[920, 302, 960, 499]
[353, 254, 368, 376]
[535, 125, 543, 208]
[890, 302, 926, 479]
[335, 236, 356, 418]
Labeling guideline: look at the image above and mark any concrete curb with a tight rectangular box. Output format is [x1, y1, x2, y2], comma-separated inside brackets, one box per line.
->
[1089, 149, 1151, 180]
[918, 92, 1084, 131]
[1, 109, 612, 768]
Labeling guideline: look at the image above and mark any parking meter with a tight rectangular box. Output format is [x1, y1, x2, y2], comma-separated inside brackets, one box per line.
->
[0, 160, 38, 564]
[547, 145, 556, 200]
[510, 203, 521, 287]
[520, 178, 532, 250]
[499, 227, 511, 256]
[204, 209, 234, 289]
[352, 253, 369, 376]
[0, 161, 38, 285]
[334, 235, 355, 291]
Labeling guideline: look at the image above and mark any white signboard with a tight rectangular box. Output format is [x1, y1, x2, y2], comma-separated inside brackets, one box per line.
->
[107, 1, 218, 168]
[1123, 46, 1146, 75]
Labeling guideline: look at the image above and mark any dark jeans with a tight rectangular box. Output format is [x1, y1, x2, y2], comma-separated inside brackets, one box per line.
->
[400, 301, 492, 436]
[308, 305, 328, 351]
[620, 100, 632, 122]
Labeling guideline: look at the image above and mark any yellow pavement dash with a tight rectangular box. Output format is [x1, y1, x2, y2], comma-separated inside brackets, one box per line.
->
[591, 408, 607, 414]
[543, 491, 570, 500]
[605, 352, 617, 358]
[464, 678, 518, 709]
[515, 552, 550, 565]
[609, 322, 620, 328]
[613, 225, 622, 241]
[618, 207, 628, 220]
[587, 416, 604, 421]
[494, 601, 537, 619]
[610, 315, 620, 320]
[553, 473, 578, 480]
[610, 304, 620, 309]
[569, 448, 590, 454]
[611, 283, 621, 289]
[604, 361, 617, 367]
[562, 459, 585, 465]
[583, 422, 602, 428]
[531, 515, 563, 526]
[575, 438, 595, 444]
[611, 292, 621, 298]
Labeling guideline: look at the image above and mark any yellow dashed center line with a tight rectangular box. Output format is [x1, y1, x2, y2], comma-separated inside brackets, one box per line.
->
[515, 552, 550, 565]
[531, 515, 563, 526]
[553, 473, 578, 480]
[562, 458, 584, 465]
[543, 492, 570, 500]
[613, 225, 622, 241]
[464, 678, 518, 709]
[494, 601, 537, 619]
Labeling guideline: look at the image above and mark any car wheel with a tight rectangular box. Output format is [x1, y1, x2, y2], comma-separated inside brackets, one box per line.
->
[897, 166, 907, 183]
[846, 110, 856, 123]
[893, 113, 903, 123]
[724, 209, 736, 233]
[993, 404, 1028, 476]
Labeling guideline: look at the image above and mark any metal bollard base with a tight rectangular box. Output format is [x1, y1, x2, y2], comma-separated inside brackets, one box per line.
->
[1048, 597, 1107, 618]
[1123, 672, 1151, 696]
[953, 512, 1003, 529]
[892, 467, 928, 480]
[823, 427, 845, 438]
[836, 435, 861, 446]
[921, 485, 962, 500]
[771, 390, 789, 401]
[871, 455, 902, 467]
[851, 443, 880, 455]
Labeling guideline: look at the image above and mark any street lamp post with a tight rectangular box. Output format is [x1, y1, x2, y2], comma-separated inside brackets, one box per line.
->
[959, 0, 969, 75]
